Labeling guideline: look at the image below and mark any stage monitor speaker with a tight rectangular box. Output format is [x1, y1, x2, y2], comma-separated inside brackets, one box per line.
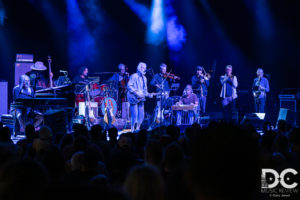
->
[14, 62, 33, 86]
[44, 110, 67, 136]
[241, 113, 266, 130]
[0, 81, 8, 116]
[277, 108, 296, 127]
[207, 112, 238, 123]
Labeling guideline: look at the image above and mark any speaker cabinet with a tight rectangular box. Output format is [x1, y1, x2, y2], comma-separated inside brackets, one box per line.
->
[0, 81, 8, 116]
[277, 108, 296, 127]
[14, 62, 33, 86]
[242, 113, 266, 130]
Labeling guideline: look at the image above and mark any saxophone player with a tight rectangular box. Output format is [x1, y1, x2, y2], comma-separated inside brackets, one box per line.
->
[252, 68, 269, 113]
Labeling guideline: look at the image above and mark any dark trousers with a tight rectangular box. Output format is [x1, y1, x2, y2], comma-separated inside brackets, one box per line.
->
[222, 97, 236, 122]
[199, 96, 207, 114]
[254, 97, 266, 113]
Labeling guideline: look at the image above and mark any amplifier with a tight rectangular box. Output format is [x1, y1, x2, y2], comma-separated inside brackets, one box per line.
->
[279, 94, 298, 112]
[0, 81, 8, 116]
[16, 54, 34, 62]
[14, 62, 33, 86]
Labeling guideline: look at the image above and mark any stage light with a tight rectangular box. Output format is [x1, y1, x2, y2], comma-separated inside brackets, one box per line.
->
[244, 0, 275, 40]
[0, 0, 6, 26]
[66, 0, 97, 67]
[146, 0, 166, 45]
[165, 0, 186, 51]
[124, 0, 150, 24]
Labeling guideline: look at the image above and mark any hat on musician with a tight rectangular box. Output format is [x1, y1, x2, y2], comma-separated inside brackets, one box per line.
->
[31, 61, 47, 71]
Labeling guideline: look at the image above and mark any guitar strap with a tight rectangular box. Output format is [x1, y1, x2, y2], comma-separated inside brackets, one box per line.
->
[141, 74, 146, 90]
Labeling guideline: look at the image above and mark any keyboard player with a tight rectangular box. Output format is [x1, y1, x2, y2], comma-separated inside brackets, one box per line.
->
[12, 75, 43, 132]
[175, 84, 198, 125]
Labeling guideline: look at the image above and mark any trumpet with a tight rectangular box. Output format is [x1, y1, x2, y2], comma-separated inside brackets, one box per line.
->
[199, 68, 211, 80]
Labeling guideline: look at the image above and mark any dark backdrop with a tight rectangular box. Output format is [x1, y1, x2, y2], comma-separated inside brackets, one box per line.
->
[0, 0, 299, 123]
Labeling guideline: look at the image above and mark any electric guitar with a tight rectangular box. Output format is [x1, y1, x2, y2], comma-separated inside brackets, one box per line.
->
[127, 91, 162, 104]
[85, 85, 96, 125]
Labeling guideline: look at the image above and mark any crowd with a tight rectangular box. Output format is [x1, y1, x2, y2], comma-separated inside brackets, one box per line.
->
[0, 119, 299, 200]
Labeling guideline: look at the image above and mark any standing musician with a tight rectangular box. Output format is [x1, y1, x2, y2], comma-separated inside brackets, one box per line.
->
[175, 85, 198, 125]
[127, 62, 154, 132]
[252, 68, 269, 113]
[73, 66, 89, 84]
[191, 66, 210, 115]
[12, 75, 43, 132]
[108, 63, 130, 103]
[220, 65, 238, 122]
[150, 63, 175, 123]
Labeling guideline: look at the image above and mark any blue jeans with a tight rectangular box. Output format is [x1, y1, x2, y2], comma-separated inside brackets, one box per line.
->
[254, 97, 266, 113]
[130, 102, 145, 131]
[199, 96, 207, 114]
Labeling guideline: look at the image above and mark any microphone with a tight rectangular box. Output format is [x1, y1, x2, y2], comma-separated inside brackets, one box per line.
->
[59, 70, 68, 73]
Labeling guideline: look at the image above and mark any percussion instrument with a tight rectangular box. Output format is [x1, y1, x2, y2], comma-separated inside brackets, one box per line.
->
[78, 102, 98, 117]
[90, 83, 101, 96]
[93, 96, 105, 104]
[100, 97, 117, 116]
[75, 93, 85, 106]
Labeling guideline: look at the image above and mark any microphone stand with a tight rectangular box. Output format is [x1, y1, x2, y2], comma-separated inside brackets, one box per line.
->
[158, 74, 169, 127]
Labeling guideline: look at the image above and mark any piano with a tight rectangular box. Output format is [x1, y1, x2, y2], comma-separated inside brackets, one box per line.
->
[34, 84, 75, 107]
[171, 104, 197, 111]
[11, 98, 69, 110]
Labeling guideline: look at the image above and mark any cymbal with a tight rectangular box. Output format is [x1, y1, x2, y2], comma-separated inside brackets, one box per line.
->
[106, 80, 117, 84]
[31, 61, 47, 71]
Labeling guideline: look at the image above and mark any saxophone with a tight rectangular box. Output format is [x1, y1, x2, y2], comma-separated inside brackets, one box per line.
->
[253, 77, 261, 98]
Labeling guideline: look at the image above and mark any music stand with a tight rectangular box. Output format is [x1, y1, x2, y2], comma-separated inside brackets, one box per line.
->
[170, 83, 180, 96]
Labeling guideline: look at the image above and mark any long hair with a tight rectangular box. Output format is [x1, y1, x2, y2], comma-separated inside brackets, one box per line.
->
[19, 74, 29, 87]
[78, 66, 87, 76]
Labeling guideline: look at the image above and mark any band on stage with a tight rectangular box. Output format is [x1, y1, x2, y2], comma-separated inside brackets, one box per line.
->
[11, 59, 270, 133]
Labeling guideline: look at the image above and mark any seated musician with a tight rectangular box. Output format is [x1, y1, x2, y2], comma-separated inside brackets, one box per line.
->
[175, 85, 198, 125]
[12, 75, 43, 132]
[26, 61, 54, 91]
[73, 66, 89, 84]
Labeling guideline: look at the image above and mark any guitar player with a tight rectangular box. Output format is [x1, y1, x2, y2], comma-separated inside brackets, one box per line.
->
[252, 68, 270, 113]
[127, 62, 155, 132]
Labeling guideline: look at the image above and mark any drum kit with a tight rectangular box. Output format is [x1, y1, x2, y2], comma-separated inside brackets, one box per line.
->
[75, 77, 118, 117]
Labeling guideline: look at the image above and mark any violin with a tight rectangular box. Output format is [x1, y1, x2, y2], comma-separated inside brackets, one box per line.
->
[162, 73, 180, 80]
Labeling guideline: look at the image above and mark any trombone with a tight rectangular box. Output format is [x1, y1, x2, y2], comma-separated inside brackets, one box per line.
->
[201, 68, 211, 80]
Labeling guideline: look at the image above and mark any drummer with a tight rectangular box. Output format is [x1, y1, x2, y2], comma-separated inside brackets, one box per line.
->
[73, 66, 89, 84]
